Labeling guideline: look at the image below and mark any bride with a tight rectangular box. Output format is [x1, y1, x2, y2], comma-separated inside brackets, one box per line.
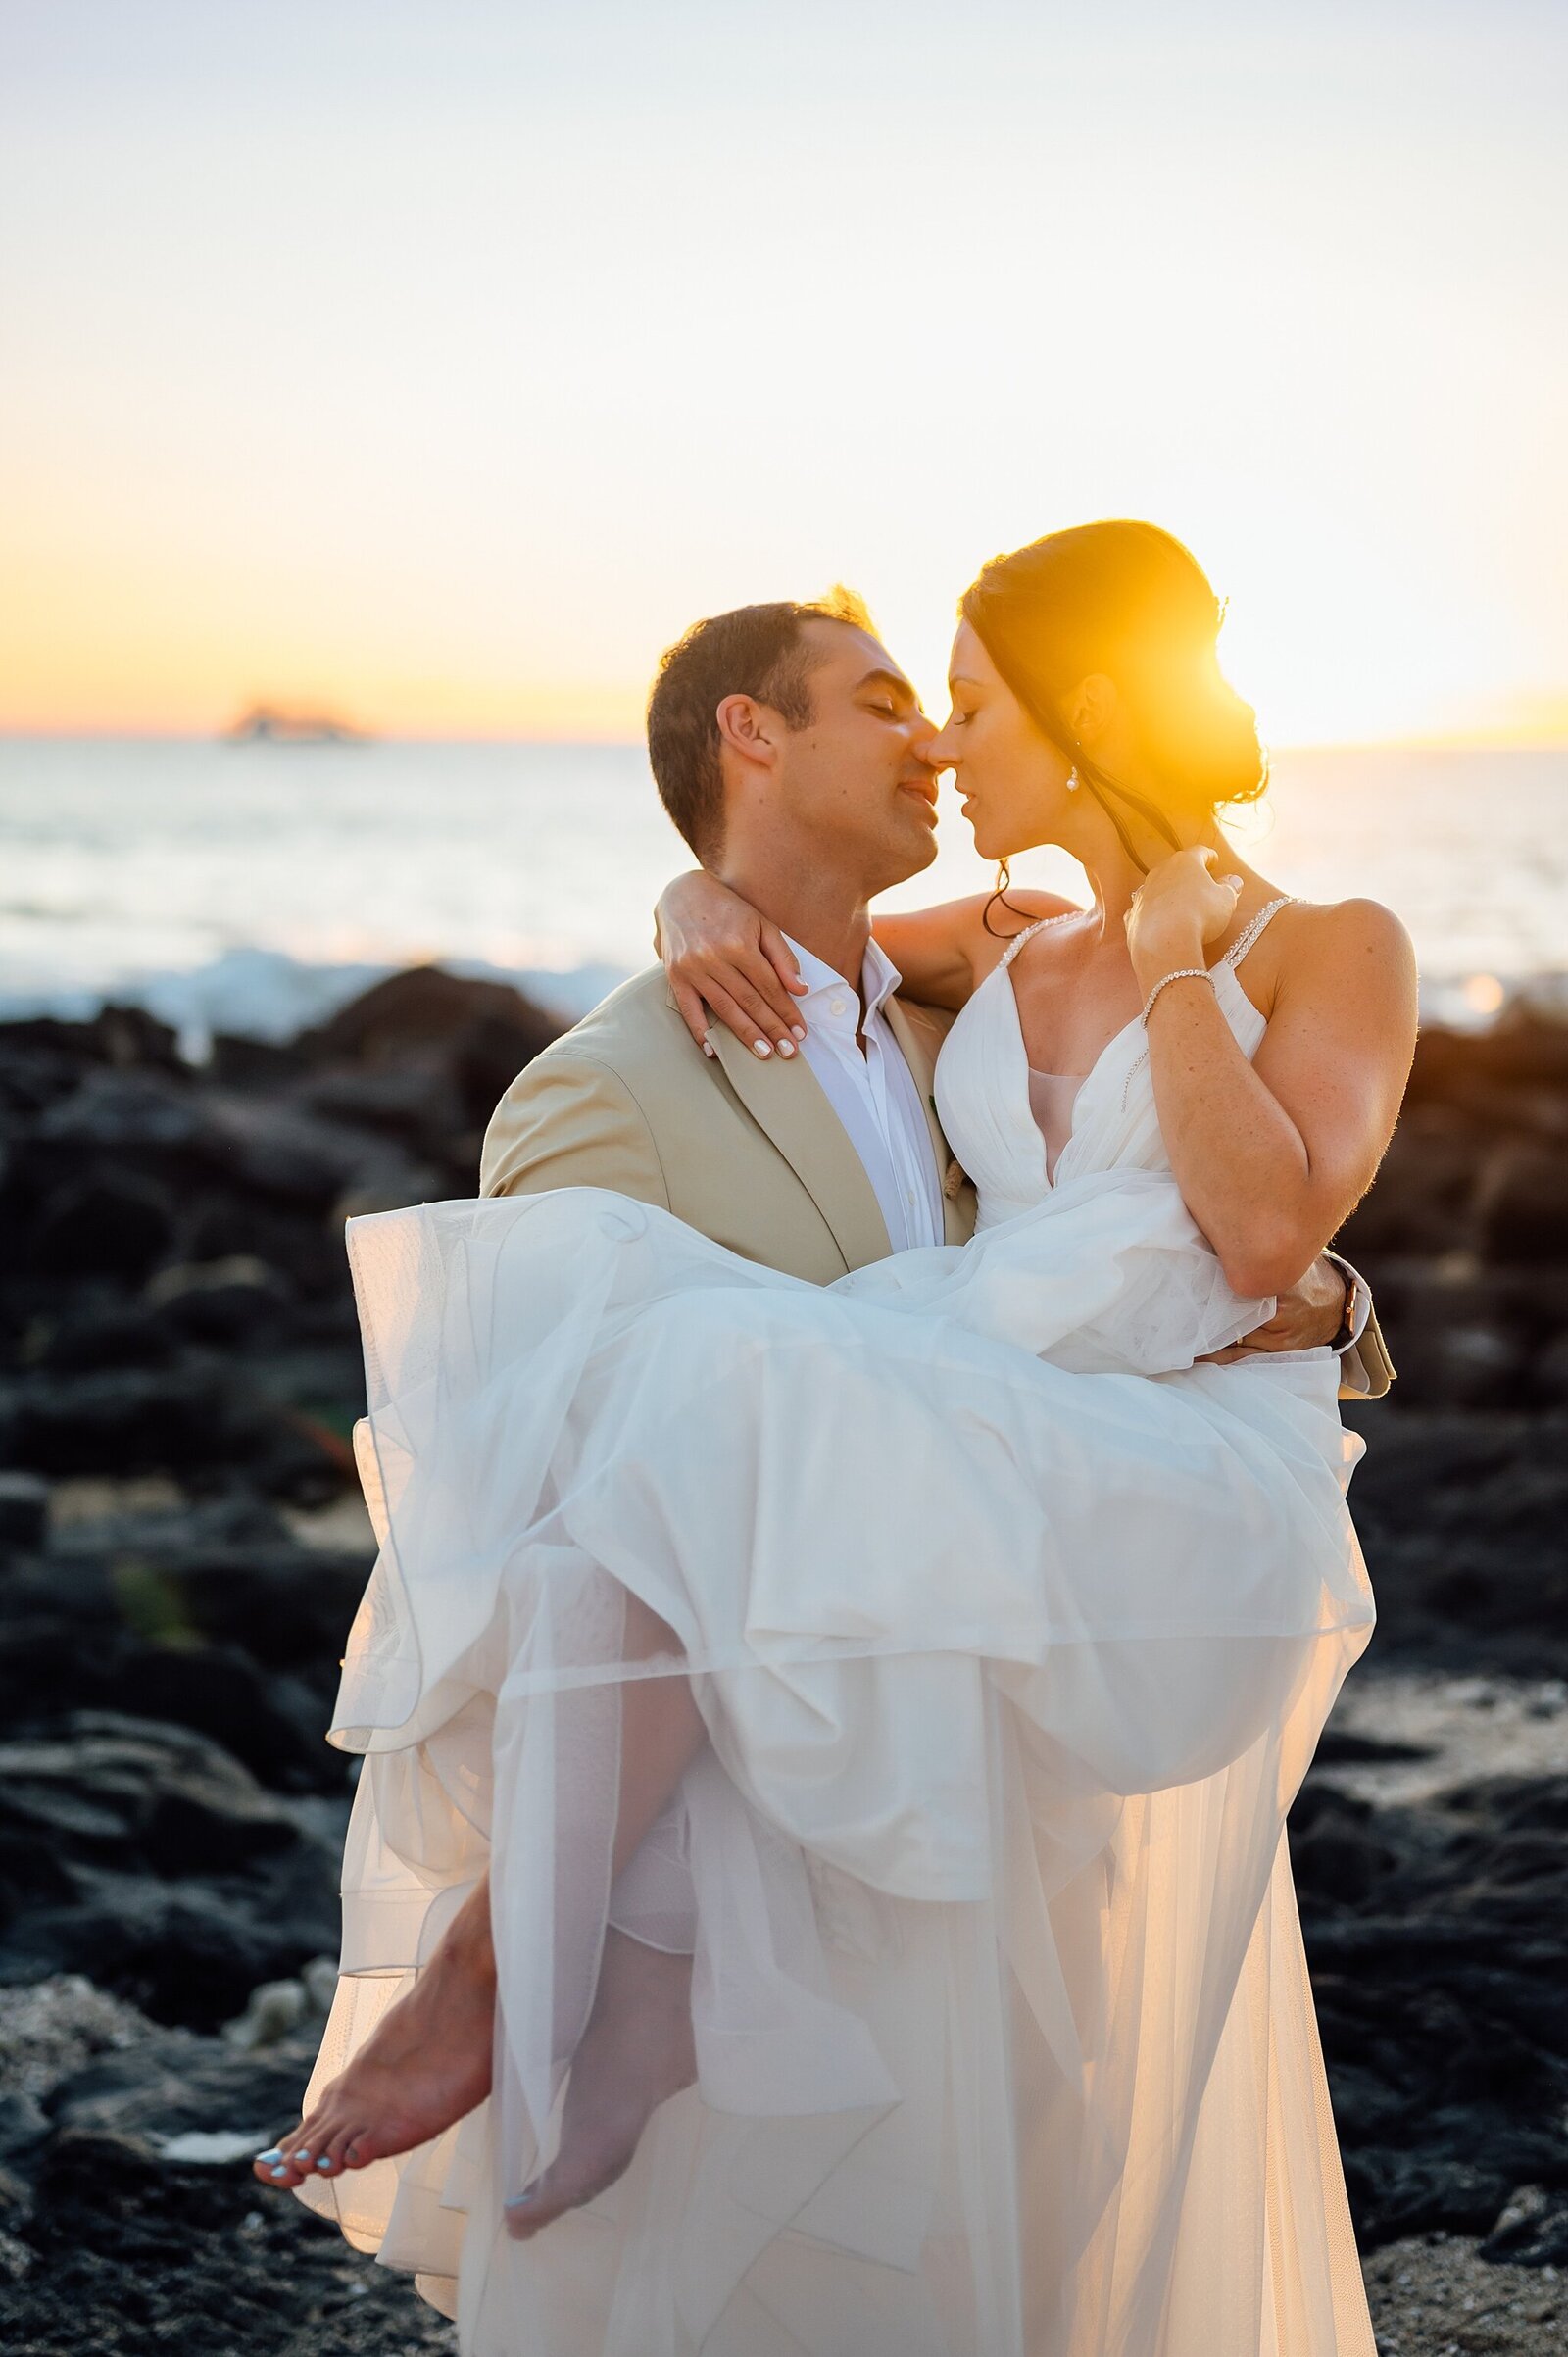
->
[258, 522, 1416, 2355]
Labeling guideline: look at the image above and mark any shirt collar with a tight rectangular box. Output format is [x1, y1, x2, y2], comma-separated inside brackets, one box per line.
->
[783, 933, 905, 1032]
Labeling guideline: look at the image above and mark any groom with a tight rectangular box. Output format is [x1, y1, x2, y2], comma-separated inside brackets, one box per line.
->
[261, 586, 1388, 2225]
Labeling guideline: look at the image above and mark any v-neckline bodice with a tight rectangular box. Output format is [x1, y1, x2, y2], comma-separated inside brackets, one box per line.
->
[1000, 972, 1144, 1195]
[932, 898, 1293, 1230]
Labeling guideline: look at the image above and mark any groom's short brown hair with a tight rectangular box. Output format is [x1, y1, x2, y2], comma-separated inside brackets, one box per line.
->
[647, 587, 874, 860]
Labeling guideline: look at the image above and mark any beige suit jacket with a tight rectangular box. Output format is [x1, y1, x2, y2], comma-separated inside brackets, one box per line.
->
[480, 965, 973, 1277]
[479, 964, 1392, 1397]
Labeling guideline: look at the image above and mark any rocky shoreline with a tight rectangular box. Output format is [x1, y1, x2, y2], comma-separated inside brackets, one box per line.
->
[1, 970, 1564, 2353]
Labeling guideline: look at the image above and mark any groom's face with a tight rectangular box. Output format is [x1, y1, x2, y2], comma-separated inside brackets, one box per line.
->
[772, 621, 942, 892]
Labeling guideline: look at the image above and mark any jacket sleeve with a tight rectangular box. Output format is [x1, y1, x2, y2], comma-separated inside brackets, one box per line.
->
[479, 1052, 671, 1209]
[1325, 1250, 1396, 1401]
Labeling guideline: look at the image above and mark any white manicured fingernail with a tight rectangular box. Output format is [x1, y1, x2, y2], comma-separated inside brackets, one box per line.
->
[792, 1026, 807, 1041]
[753, 1041, 771, 1058]
[702, 1041, 715, 1057]
[777, 1041, 795, 1057]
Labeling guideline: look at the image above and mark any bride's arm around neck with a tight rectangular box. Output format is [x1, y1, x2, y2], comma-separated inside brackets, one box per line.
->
[655, 870, 1080, 1054]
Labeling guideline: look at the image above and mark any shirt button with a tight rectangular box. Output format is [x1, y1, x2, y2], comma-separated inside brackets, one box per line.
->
[829, 997, 848, 1016]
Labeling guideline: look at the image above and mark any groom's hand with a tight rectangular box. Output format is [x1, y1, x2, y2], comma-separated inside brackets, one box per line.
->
[1200, 1254, 1349, 1363]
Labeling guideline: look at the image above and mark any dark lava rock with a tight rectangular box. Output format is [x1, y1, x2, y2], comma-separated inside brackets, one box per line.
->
[143, 1255, 298, 1350]
[298, 961, 555, 1076]
[20, 1298, 183, 1376]
[290, 964, 561, 1174]
[44, 2024, 314, 2148]
[0, 1496, 369, 1793]
[33, 1067, 202, 1154]
[1337, 1106, 1484, 1263]
[0, 1474, 48, 1552]
[0, 973, 553, 2348]
[0, 1362, 344, 1495]
[1479, 1140, 1568, 1264]
[1298, 1768, 1568, 2253]
[1342, 1407, 1568, 1674]
[1, 2192, 457, 2357]
[1310, 1726, 1437, 1768]
[0, 1004, 183, 1078]
[29, 1172, 177, 1285]
[199, 1092, 433, 1213]
[1411, 1007, 1568, 1117]
[0, 2006, 456, 2357]
[1331, 1010, 1568, 1406]
[0, 2092, 50, 2160]
[1481, 2182, 1568, 2266]
[1287, 1783, 1399, 1906]
[0, 1716, 343, 2027]
[3, 2094, 457, 2353]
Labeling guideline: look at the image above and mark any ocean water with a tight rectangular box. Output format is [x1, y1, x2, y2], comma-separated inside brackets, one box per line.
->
[0, 737, 1563, 1055]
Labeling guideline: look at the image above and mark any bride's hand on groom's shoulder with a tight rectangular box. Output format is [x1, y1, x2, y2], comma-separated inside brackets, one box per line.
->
[656, 871, 808, 1061]
[1123, 847, 1243, 992]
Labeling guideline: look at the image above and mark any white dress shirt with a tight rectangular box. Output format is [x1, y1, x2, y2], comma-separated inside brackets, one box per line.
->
[785, 934, 944, 1252]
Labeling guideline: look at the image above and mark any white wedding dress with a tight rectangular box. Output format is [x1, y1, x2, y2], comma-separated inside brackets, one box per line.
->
[293, 900, 1378, 2356]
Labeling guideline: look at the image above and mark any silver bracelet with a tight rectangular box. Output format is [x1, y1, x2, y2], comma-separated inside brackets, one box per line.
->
[1140, 966, 1214, 1025]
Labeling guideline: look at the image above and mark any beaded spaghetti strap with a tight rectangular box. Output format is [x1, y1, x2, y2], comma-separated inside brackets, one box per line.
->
[1000, 909, 1077, 972]
[1115, 896, 1293, 1111]
[1000, 916, 1052, 971]
[1220, 895, 1295, 971]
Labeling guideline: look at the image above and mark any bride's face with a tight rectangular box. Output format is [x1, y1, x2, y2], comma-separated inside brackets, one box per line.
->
[927, 621, 1075, 861]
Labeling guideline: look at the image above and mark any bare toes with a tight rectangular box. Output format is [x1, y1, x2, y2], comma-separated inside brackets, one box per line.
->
[315, 2123, 367, 2174]
[254, 2128, 304, 2185]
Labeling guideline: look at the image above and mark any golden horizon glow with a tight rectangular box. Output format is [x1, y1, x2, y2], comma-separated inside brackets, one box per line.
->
[2, 4, 1565, 750]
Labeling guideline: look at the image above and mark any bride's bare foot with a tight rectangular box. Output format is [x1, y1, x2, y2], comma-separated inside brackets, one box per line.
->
[506, 1928, 696, 2240]
[254, 1885, 498, 2192]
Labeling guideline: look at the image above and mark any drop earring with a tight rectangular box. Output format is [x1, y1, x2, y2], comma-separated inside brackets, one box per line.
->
[1065, 767, 1081, 793]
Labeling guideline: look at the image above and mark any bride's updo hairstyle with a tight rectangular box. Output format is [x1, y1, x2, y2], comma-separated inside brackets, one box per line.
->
[961, 520, 1267, 874]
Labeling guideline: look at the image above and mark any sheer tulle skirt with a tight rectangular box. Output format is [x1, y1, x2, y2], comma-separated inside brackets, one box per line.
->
[293, 1180, 1375, 2356]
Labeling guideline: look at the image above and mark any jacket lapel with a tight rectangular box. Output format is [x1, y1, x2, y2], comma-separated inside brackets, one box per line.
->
[708, 1026, 894, 1273]
[884, 996, 972, 1247]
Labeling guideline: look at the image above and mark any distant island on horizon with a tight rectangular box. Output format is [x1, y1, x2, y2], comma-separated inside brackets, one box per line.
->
[221, 705, 373, 746]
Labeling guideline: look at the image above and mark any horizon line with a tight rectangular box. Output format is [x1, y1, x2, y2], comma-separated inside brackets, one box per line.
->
[2, 724, 1568, 758]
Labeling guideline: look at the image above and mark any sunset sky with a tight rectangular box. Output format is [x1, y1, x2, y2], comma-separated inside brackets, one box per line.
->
[2, 0, 1565, 747]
